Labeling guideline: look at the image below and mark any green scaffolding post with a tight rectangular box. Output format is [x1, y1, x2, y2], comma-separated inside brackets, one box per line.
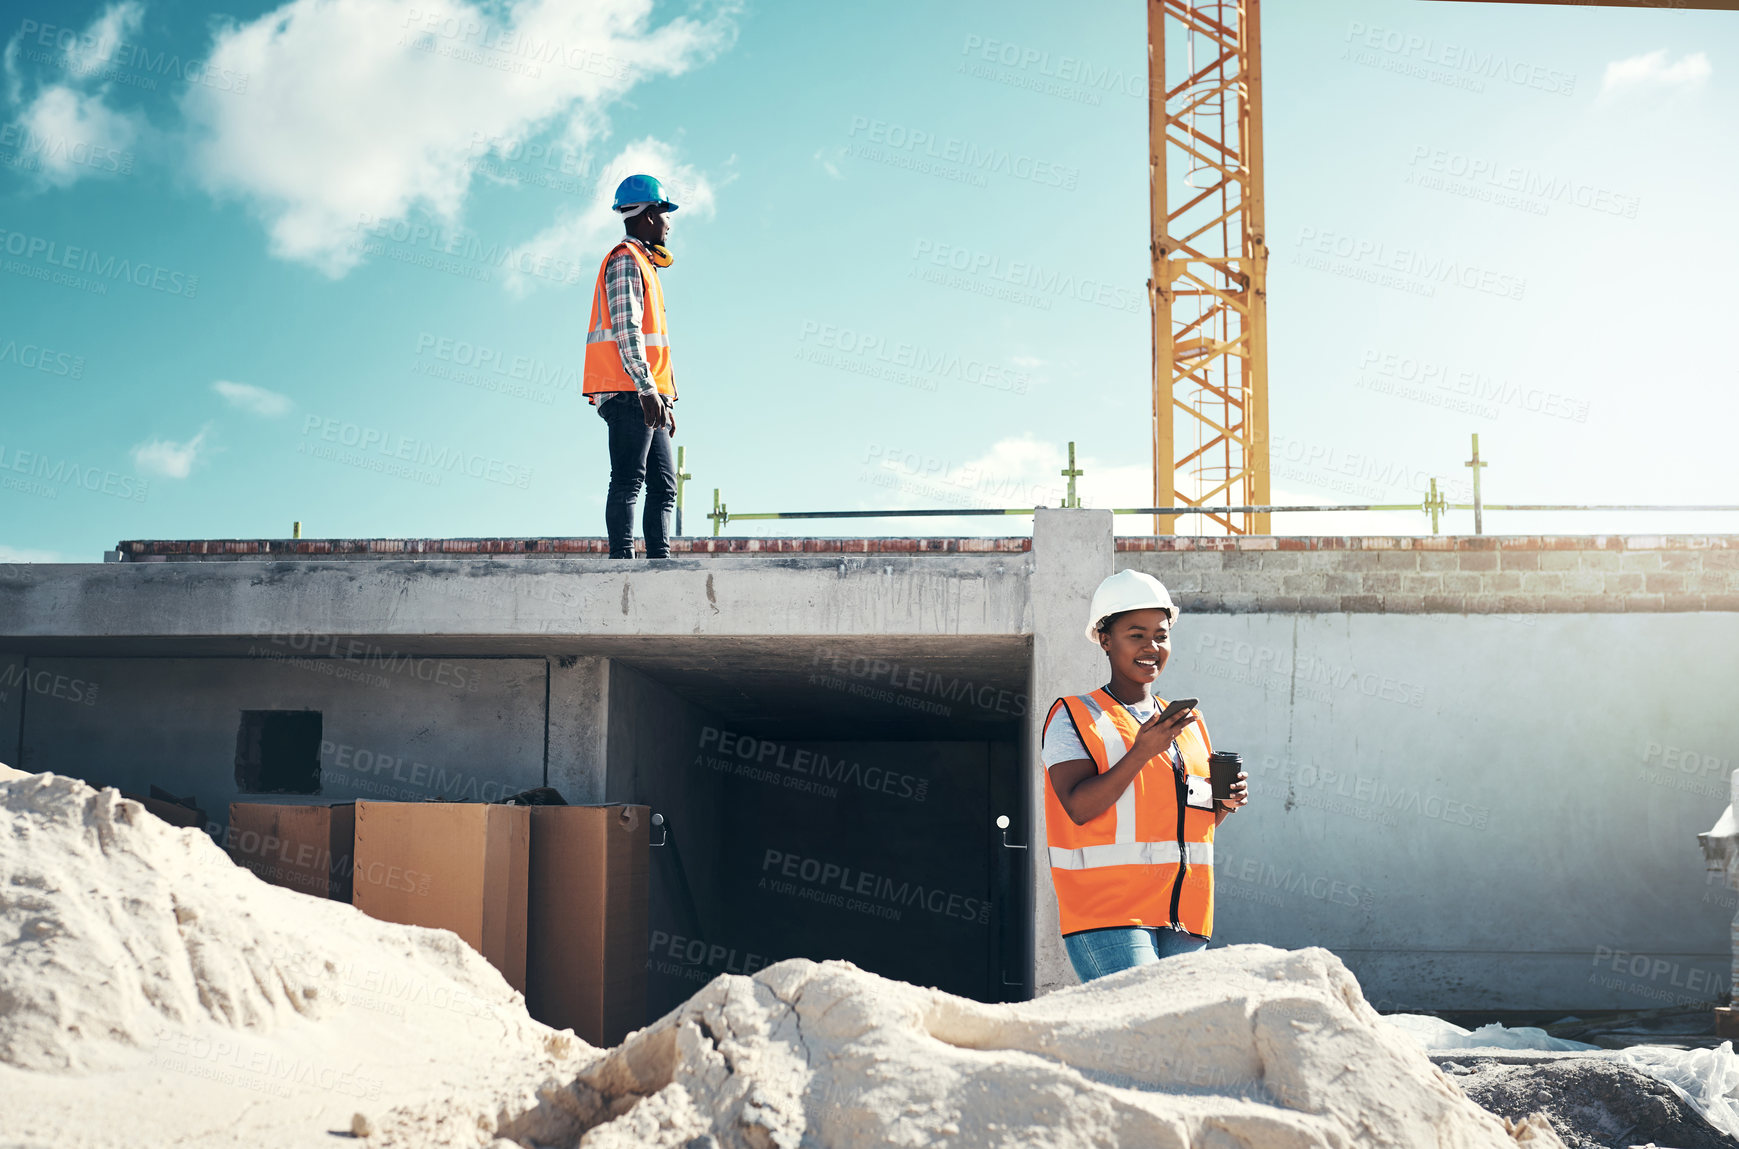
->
[1465, 433, 1488, 535]
[1060, 442, 1084, 509]
[675, 446, 692, 537]
[1425, 479, 1445, 535]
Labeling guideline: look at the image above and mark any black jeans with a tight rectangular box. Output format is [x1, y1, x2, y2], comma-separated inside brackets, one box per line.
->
[598, 393, 675, 559]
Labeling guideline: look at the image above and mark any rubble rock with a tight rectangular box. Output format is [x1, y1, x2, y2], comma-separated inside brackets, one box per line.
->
[1441, 1056, 1739, 1149]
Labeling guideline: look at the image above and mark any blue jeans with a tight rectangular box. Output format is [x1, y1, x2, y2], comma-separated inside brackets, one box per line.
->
[598, 393, 675, 559]
[1064, 926, 1208, 982]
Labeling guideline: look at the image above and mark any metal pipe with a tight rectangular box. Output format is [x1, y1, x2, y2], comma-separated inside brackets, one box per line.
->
[715, 504, 1426, 523]
[708, 502, 1739, 526]
[1453, 504, 1739, 513]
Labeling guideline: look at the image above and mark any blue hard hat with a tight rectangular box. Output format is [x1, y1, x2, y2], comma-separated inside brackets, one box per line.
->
[612, 174, 678, 213]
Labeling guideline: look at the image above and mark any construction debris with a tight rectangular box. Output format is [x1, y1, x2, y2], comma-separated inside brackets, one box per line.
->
[1440, 1057, 1739, 1149]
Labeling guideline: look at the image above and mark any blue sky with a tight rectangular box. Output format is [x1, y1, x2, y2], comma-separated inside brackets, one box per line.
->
[1, 0, 1733, 561]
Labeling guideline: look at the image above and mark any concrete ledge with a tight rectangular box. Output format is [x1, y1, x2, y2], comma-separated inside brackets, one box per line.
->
[0, 553, 1034, 644]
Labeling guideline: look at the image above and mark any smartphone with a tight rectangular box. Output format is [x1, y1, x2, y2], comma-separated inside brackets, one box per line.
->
[1156, 697, 1199, 724]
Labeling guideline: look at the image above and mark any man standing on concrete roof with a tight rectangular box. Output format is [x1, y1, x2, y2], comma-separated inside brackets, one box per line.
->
[583, 174, 681, 560]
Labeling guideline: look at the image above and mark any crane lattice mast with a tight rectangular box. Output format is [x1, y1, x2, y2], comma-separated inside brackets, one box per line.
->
[1149, 0, 1271, 535]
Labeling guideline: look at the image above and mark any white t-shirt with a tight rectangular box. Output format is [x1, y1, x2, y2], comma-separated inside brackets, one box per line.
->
[1041, 692, 1161, 767]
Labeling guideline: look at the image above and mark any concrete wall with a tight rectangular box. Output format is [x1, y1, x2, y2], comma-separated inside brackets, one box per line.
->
[15, 656, 548, 827]
[0, 652, 22, 768]
[549, 655, 608, 803]
[1142, 610, 1739, 1011]
[1026, 511, 1114, 997]
[6, 528, 1738, 1012]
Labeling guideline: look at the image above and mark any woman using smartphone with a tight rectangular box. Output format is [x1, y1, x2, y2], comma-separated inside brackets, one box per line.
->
[1041, 569, 1249, 982]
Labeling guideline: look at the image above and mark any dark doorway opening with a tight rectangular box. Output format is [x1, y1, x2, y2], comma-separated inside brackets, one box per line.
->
[608, 638, 1032, 1020]
[234, 710, 323, 794]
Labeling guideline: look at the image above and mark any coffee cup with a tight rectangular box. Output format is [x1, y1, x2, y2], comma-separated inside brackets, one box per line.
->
[1209, 751, 1243, 802]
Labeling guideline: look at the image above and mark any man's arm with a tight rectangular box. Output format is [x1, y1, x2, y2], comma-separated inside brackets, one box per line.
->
[603, 248, 658, 397]
[604, 248, 670, 430]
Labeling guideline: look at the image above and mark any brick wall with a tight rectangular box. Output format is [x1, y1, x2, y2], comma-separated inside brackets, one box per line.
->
[1116, 536, 1739, 614]
[116, 537, 1033, 560]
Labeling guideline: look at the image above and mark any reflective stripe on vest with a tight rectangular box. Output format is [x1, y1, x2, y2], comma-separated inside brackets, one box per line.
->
[1048, 840, 1215, 870]
[585, 329, 671, 347]
[582, 241, 675, 398]
[1041, 689, 1217, 937]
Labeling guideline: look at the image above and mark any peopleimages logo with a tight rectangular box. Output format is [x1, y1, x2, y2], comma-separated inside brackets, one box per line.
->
[846, 116, 1079, 190]
[0, 663, 100, 707]
[298, 415, 533, 489]
[0, 227, 200, 297]
[0, 337, 84, 378]
[760, 847, 991, 926]
[1294, 226, 1525, 301]
[698, 726, 929, 802]
[0, 444, 149, 502]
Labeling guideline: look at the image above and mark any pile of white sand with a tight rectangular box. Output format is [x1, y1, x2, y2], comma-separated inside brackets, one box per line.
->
[0, 769, 585, 1146]
[0, 767, 1563, 1148]
[372, 948, 1566, 1149]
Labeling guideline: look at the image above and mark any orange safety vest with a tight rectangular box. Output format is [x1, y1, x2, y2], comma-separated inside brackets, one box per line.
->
[1042, 690, 1216, 937]
[582, 240, 675, 401]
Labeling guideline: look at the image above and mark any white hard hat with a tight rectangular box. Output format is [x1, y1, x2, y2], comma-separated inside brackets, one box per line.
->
[1086, 569, 1177, 642]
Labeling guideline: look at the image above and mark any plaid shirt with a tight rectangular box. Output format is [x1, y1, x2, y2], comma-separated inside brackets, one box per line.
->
[601, 237, 665, 399]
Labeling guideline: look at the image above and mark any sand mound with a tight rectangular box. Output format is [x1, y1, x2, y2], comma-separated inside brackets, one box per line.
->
[374, 948, 1567, 1149]
[2, 769, 1564, 1148]
[0, 772, 554, 1072]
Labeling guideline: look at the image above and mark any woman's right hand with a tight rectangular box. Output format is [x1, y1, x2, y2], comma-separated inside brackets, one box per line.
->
[1127, 706, 1197, 766]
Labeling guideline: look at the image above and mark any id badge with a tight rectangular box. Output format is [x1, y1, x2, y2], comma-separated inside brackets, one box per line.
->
[1185, 774, 1215, 811]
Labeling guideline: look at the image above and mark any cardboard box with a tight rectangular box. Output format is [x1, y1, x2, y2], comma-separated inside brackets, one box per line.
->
[1717, 1007, 1739, 1040]
[526, 804, 650, 1046]
[228, 802, 356, 902]
[122, 790, 207, 831]
[353, 802, 530, 992]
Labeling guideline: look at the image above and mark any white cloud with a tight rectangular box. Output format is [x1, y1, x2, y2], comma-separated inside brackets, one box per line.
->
[13, 83, 140, 186]
[132, 428, 209, 478]
[0, 544, 66, 563]
[864, 435, 1150, 515]
[5, 2, 145, 188]
[182, 0, 736, 277]
[813, 146, 845, 181]
[61, 1, 145, 80]
[213, 379, 292, 416]
[3, 33, 23, 106]
[1601, 50, 1711, 97]
[501, 135, 719, 295]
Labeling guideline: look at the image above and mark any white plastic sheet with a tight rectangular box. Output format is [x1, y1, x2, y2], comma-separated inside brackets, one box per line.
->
[1384, 1013, 1598, 1053]
[1611, 1043, 1739, 1141]
[1384, 1015, 1739, 1141]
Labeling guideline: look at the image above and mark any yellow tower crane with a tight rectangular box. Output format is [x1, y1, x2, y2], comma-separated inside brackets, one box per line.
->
[1147, 0, 1727, 536]
[1148, 0, 1270, 536]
